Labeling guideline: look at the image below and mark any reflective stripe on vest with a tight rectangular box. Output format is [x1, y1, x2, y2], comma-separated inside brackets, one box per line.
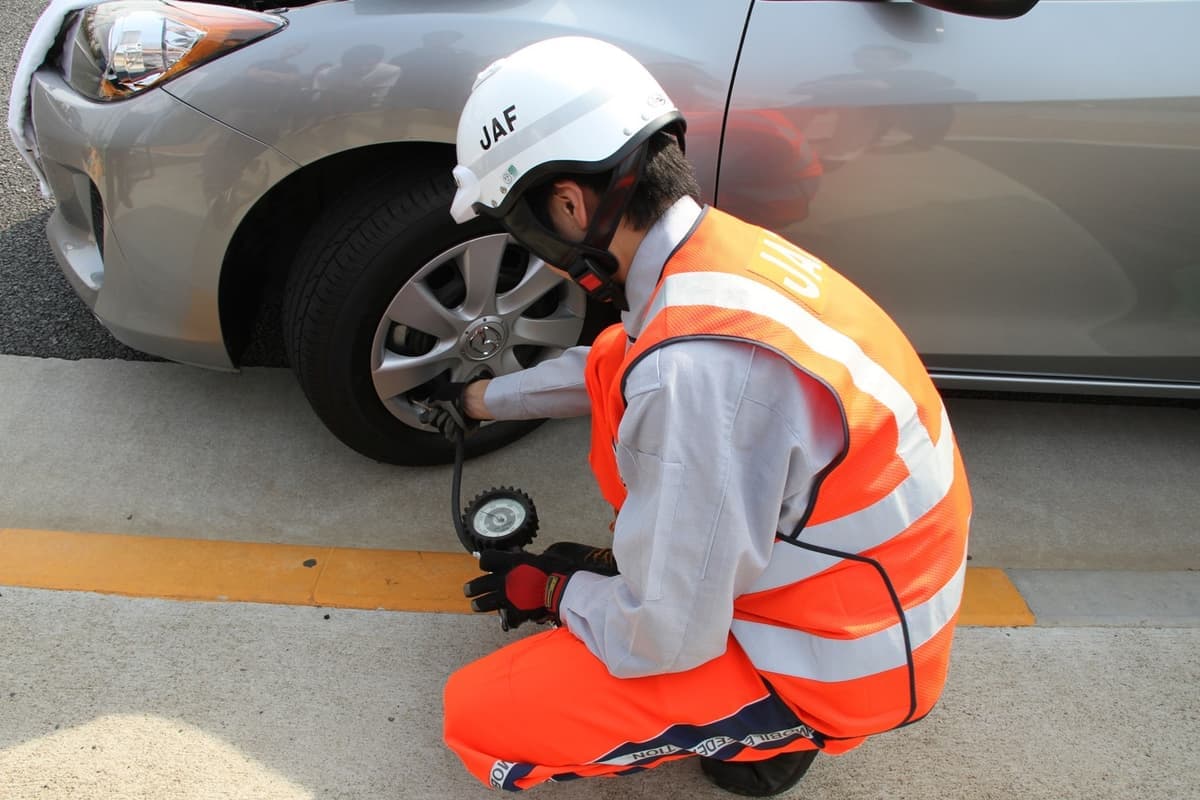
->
[754, 405, 957, 589]
[645, 268, 965, 686]
[644, 269, 962, 598]
[732, 552, 966, 683]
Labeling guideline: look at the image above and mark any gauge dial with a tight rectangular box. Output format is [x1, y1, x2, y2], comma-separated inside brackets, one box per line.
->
[462, 486, 539, 551]
[472, 497, 527, 538]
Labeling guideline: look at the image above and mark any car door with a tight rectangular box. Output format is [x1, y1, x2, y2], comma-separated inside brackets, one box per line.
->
[720, 0, 1200, 392]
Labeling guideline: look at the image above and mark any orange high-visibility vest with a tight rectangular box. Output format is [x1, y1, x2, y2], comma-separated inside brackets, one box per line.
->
[584, 208, 971, 747]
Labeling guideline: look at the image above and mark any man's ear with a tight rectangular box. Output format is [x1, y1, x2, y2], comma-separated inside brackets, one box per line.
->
[549, 179, 590, 237]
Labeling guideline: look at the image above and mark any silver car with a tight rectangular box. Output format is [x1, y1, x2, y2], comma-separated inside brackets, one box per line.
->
[15, 0, 1200, 464]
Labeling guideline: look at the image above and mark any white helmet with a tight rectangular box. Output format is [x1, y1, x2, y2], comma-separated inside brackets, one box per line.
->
[451, 36, 685, 308]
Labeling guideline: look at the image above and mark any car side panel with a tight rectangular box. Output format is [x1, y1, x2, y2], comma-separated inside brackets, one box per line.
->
[164, 0, 753, 205]
[30, 71, 300, 368]
[723, 0, 1200, 388]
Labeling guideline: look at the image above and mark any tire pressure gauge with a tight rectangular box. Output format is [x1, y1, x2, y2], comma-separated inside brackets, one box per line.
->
[462, 486, 539, 553]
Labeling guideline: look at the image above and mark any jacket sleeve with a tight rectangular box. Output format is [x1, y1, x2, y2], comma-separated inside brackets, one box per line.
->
[482, 345, 592, 420]
[557, 340, 844, 678]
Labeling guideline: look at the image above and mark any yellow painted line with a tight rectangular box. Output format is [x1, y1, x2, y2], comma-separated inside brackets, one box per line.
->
[960, 566, 1036, 626]
[0, 529, 327, 605]
[313, 547, 480, 613]
[0, 528, 478, 613]
[0, 529, 1035, 624]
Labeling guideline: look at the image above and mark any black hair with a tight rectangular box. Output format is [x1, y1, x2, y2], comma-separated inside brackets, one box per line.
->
[526, 130, 700, 232]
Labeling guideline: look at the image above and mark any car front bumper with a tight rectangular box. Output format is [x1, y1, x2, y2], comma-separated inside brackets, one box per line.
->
[29, 69, 298, 369]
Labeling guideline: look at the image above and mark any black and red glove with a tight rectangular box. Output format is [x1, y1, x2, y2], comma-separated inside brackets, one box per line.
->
[543, 541, 619, 576]
[463, 549, 577, 631]
[416, 377, 480, 442]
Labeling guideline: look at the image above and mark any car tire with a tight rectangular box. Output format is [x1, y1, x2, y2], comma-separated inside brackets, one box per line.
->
[282, 163, 591, 465]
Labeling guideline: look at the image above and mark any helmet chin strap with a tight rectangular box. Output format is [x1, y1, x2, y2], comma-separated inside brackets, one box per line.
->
[562, 245, 627, 312]
[564, 145, 649, 313]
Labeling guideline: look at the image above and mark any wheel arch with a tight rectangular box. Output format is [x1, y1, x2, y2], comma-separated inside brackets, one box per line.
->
[217, 140, 457, 366]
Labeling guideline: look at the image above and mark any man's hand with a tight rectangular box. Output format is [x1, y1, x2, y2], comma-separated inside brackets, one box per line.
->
[463, 549, 576, 631]
[461, 379, 493, 421]
[417, 377, 484, 442]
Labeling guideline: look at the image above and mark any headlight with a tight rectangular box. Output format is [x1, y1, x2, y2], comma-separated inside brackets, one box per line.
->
[61, 0, 285, 101]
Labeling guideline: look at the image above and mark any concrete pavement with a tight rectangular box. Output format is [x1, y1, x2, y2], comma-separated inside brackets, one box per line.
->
[3, 353, 1200, 798]
[2, 586, 1197, 800]
[0, 355, 1197, 567]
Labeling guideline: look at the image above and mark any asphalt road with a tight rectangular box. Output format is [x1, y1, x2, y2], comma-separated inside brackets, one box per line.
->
[1, 2, 135, 362]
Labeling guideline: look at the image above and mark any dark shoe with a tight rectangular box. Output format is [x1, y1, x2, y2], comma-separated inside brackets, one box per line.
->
[699, 749, 817, 797]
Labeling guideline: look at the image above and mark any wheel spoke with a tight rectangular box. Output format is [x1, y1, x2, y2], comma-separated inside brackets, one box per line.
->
[497, 348, 525, 376]
[497, 259, 566, 317]
[384, 280, 463, 341]
[509, 314, 585, 350]
[372, 344, 458, 400]
[459, 236, 508, 318]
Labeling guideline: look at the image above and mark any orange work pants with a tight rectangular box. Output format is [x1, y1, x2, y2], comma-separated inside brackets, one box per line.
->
[443, 627, 824, 791]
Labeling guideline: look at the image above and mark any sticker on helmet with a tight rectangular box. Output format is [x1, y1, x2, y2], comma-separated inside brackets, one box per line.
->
[479, 105, 518, 151]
